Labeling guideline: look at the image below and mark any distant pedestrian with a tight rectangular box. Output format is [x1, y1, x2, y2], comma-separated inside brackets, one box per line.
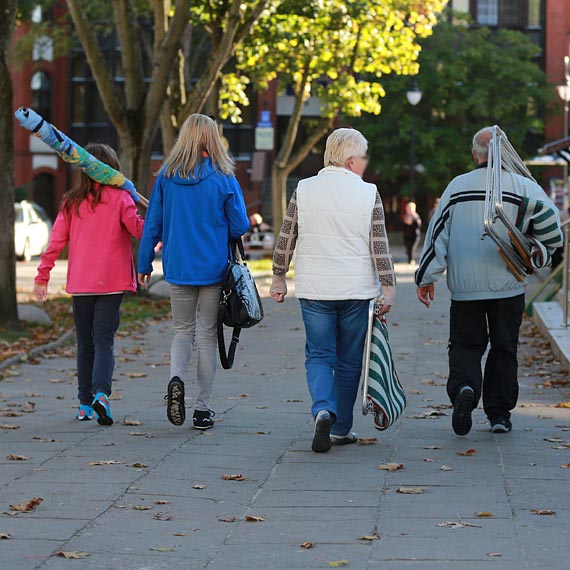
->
[270, 128, 396, 453]
[34, 143, 144, 426]
[402, 201, 422, 265]
[137, 114, 250, 430]
[416, 126, 562, 436]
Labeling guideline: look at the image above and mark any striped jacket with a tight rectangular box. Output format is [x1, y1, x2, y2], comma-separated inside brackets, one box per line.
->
[415, 167, 563, 301]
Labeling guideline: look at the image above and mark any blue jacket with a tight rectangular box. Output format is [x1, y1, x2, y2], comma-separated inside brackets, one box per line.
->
[138, 159, 250, 285]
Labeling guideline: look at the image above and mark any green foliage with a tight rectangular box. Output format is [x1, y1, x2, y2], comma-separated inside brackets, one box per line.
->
[354, 13, 554, 197]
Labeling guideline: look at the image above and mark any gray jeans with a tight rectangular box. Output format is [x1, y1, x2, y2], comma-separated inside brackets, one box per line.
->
[169, 283, 221, 411]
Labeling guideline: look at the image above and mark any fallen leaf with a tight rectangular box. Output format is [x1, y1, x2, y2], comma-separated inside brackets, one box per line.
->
[436, 521, 482, 529]
[554, 402, 570, 408]
[358, 534, 381, 541]
[281, 399, 303, 403]
[222, 474, 244, 481]
[0, 533, 11, 539]
[87, 460, 124, 466]
[125, 372, 147, 379]
[155, 500, 170, 505]
[423, 458, 434, 462]
[9, 498, 43, 512]
[476, 512, 494, 518]
[153, 512, 172, 521]
[173, 533, 187, 536]
[396, 487, 425, 494]
[531, 509, 556, 515]
[218, 516, 236, 523]
[357, 437, 378, 445]
[2, 412, 22, 417]
[122, 419, 142, 426]
[487, 553, 503, 557]
[300, 541, 314, 549]
[423, 445, 442, 450]
[544, 437, 565, 443]
[7, 454, 30, 461]
[561, 464, 570, 469]
[0, 424, 20, 430]
[149, 547, 175, 552]
[131, 463, 148, 468]
[133, 505, 152, 511]
[245, 515, 265, 522]
[55, 551, 90, 559]
[32, 437, 55, 442]
[439, 465, 454, 471]
[328, 561, 348, 568]
[410, 410, 448, 419]
[457, 449, 477, 456]
[128, 432, 153, 438]
[192, 485, 205, 490]
[48, 378, 66, 384]
[378, 463, 404, 471]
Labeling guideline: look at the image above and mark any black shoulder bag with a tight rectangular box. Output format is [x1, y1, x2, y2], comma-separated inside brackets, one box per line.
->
[217, 239, 264, 369]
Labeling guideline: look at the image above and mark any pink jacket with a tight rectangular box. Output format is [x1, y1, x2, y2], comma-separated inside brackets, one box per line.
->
[36, 186, 144, 294]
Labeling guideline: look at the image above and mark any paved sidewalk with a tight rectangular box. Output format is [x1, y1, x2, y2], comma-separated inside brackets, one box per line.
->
[2, 256, 570, 569]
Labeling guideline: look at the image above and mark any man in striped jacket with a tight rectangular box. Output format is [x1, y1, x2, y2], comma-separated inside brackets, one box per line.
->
[415, 126, 563, 436]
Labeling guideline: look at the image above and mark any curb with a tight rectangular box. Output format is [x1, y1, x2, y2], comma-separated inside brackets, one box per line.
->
[0, 328, 75, 372]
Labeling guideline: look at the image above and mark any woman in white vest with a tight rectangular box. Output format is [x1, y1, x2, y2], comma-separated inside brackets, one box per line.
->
[270, 128, 396, 453]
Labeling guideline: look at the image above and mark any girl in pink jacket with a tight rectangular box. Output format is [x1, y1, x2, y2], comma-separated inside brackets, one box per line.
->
[34, 143, 144, 426]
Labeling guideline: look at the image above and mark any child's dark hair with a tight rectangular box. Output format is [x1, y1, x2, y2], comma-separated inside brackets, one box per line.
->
[63, 143, 121, 216]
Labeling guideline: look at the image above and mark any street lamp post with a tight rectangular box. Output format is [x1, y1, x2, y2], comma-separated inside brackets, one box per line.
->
[556, 55, 570, 210]
[406, 84, 422, 201]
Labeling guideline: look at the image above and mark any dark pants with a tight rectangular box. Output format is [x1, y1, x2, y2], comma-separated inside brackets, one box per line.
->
[72, 294, 123, 405]
[447, 294, 524, 421]
[403, 232, 420, 264]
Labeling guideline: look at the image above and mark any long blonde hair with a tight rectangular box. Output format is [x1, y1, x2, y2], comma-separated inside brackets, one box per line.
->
[162, 114, 234, 179]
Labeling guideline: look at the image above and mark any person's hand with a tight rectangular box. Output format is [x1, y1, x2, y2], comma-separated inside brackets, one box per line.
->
[417, 283, 435, 308]
[377, 304, 391, 316]
[33, 283, 48, 302]
[138, 273, 151, 289]
[270, 275, 287, 303]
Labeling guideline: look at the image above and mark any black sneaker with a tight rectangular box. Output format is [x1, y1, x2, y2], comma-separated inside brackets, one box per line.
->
[452, 385, 475, 436]
[490, 417, 512, 433]
[165, 377, 185, 426]
[193, 409, 215, 430]
[311, 410, 332, 453]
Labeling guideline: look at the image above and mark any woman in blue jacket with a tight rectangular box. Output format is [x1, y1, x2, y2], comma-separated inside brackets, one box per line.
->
[138, 114, 250, 429]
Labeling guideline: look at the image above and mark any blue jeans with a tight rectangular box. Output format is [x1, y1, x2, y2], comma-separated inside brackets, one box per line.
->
[299, 299, 370, 436]
[72, 294, 123, 405]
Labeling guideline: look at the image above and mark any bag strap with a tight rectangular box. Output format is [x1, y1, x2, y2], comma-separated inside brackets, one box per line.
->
[217, 300, 242, 370]
[229, 238, 247, 264]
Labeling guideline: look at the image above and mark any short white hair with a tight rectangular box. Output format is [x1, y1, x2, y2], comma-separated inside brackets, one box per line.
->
[472, 126, 508, 160]
[323, 128, 368, 167]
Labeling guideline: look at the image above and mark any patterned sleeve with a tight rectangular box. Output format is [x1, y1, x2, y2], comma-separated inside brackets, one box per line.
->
[370, 192, 396, 305]
[272, 190, 298, 276]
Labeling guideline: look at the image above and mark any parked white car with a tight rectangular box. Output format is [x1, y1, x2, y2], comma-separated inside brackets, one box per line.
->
[14, 201, 52, 262]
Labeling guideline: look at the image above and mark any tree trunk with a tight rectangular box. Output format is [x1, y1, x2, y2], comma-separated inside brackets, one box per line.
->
[271, 164, 288, 233]
[0, 0, 18, 325]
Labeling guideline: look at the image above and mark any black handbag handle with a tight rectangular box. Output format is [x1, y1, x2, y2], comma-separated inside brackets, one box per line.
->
[229, 238, 247, 264]
[217, 300, 242, 369]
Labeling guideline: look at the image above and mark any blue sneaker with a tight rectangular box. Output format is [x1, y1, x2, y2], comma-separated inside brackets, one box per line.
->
[92, 392, 113, 426]
[76, 404, 94, 421]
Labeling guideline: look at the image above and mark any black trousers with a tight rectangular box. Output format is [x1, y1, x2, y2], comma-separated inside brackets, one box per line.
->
[447, 294, 524, 421]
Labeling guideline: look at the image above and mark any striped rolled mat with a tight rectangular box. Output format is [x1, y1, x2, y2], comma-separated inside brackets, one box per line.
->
[361, 301, 406, 431]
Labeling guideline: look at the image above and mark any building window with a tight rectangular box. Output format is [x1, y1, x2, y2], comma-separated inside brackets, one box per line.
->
[476, 0, 498, 26]
[31, 71, 52, 122]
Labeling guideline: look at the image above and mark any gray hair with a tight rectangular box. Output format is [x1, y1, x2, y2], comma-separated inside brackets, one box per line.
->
[472, 126, 498, 160]
[323, 128, 368, 167]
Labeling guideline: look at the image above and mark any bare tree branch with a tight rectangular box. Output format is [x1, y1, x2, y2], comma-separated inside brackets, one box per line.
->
[284, 118, 333, 175]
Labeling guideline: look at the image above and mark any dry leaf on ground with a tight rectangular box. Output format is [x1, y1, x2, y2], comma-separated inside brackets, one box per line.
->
[153, 512, 172, 521]
[122, 419, 142, 426]
[440, 465, 454, 471]
[55, 551, 90, 559]
[357, 438, 378, 445]
[328, 561, 348, 568]
[487, 553, 503, 557]
[544, 437, 565, 443]
[358, 534, 380, 541]
[0, 424, 20, 430]
[125, 372, 147, 379]
[155, 500, 170, 505]
[378, 463, 404, 471]
[0, 533, 11, 539]
[133, 505, 152, 511]
[131, 463, 148, 468]
[436, 521, 482, 529]
[192, 484, 205, 490]
[7, 454, 30, 461]
[476, 512, 494, 517]
[300, 541, 314, 549]
[423, 445, 442, 450]
[457, 449, 477, 456]
[222, 474, 244, 481]
[245, 515, 265, 522]
[9, 498, 43, 512]
[149, 547, 175, 552]
[88, 460, 124, 466]
[554, 402, 570, 408]
[560, 464, 570, 469]
[32, 437, 55, 442]
[396, 487, 425, 494]
[531, 509, 556, 515]
[218, 516, 236, 523]
[128, 432, 153, 438]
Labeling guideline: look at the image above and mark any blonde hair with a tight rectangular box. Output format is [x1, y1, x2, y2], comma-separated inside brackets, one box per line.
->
[323, 128, 368, 167]
[163, 114, 235, 178]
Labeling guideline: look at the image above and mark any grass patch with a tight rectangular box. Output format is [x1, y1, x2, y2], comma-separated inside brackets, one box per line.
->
[0, 294, 171, 364]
